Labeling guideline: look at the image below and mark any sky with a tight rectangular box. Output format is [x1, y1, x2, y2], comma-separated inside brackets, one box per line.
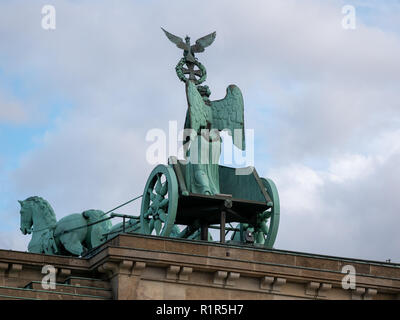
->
[0, 0, 399, 262]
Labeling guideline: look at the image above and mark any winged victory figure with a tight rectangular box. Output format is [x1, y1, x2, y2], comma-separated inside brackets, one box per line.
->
[161, 27, 216, 62]
[183, 81, 245, 195]
[162, 28, 245, 196]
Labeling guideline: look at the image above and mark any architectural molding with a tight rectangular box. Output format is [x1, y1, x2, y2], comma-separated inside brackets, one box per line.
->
[0, 235, 399, 300]
[226, 272, 240, 286]
[213, 271, 228, 285]
[166, 265, 180, 280]
[178, 267, 193, 281]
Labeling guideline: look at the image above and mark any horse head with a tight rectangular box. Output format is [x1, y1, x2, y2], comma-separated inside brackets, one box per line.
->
[19, 199, 33, 235]
[18, 196, 57, 235]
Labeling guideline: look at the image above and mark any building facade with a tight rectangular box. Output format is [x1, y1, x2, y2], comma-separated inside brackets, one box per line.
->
[0, 234, 399, 300]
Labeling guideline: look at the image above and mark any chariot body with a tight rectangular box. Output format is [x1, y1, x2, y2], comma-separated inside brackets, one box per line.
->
[139, 158, 280, 247]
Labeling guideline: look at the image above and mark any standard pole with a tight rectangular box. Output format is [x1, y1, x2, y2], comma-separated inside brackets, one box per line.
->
[220, 210, 226, 243]
[201, 224, 208, 241]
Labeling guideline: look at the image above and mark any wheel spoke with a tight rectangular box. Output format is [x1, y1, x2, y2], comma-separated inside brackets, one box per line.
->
[159, 198, 169, 208]
[148, 189, 156, 202]
[257, 232, 265, 244]
[158, 209, 167, 222]
[260, 210, 271, 220]
[149, 219, 155, 233]
[159, 181, 168, 196]
[260, 221, 269, 234]
[155, 175, 162, 194]
[154, 219, 162, 235]
[144, 207, 153, 218]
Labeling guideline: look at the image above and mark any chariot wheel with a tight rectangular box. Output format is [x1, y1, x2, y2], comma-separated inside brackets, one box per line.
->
[261, 178, 280, 248]
[140, 164, 179, 236]
[231, 177, 280, 248]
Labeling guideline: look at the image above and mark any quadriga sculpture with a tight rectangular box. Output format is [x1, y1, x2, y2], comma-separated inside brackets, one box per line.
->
[19, 196, 111, 256]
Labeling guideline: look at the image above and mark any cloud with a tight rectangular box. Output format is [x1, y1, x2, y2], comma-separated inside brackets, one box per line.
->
[267, 129, 400, 261]
[0, 0, 399, 262]
[0, 89, 27, 124]
[12, 117, 152, 216]
[0, 230, 29, 252]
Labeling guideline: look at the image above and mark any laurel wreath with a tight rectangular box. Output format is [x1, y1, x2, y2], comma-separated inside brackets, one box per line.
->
[175, 58, 207, 85]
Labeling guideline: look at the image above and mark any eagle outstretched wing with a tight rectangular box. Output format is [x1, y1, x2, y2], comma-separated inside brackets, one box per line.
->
[210, 85, 245, 150]
[161, 27, 188, 51]
[191, 31, 217, 53]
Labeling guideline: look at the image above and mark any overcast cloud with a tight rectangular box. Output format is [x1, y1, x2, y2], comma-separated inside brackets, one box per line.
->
[0, 0, 399, 262]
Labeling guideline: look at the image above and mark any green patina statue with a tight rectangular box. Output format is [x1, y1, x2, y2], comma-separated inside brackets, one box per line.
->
[19, 196, 111, 256]
[161, 28, 216, 65]
[183, 81, 245, 195]
[19, 29, 280, 255]
[162, 28, 245, 196]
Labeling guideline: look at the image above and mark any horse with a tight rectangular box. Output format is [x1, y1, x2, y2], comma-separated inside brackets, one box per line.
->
[19, 196, 112, 256]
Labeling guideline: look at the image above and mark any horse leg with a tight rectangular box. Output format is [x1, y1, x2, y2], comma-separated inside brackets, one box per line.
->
[55, 214, 88, 256]
[59, 231, 87, 256]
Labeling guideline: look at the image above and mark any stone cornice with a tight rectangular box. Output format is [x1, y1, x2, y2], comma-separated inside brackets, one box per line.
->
[1, 234, 399, 299]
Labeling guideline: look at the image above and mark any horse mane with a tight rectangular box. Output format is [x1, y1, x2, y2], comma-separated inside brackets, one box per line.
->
[24, 196, 57, 227]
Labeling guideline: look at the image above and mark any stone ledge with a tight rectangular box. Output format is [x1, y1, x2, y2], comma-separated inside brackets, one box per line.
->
[99, 234, 400, 278]
[90, 245, 400, 293]
[1, 234, 400, 300]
